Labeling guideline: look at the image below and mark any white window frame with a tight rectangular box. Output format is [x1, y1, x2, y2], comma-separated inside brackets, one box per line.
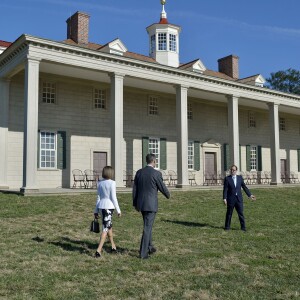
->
[169, 34, 177, 52]
[150, 34, 156, 53]
[248, 111, 256, 128]
[148, 95, 159, 116]
[250, 145, 257, 171]
[40, 131, 57, 169]
[94, 88, 107, 109]
[279, 117, 286, 131]
[188, 141, 194, 170]
[149, 137, 160, 169]
[158, 33, 167, 51]
[42, 81, 56, 104]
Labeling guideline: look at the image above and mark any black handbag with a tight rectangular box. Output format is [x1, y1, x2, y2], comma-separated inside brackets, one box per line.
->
[90, 218, 100, 233]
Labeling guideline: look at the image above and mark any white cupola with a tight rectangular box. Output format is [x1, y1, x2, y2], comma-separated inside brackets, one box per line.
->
[146, 0, 181, 68]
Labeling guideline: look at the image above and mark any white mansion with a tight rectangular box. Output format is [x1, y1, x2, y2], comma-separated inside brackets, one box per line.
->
[1, 3, 300, 194]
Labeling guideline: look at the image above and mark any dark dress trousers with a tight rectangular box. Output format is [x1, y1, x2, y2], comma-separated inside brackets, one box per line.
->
[133, 166, 170, 258]
[223, 175, 252, 230]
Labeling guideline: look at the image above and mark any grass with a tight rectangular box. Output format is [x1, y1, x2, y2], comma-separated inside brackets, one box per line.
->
[0, 187, 299, 300]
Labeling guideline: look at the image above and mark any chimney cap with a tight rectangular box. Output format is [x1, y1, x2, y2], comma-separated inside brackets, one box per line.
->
[217, 54, 239, 62]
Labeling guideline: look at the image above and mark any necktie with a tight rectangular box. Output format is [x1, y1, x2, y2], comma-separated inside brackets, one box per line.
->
[233, 176, 237, 186]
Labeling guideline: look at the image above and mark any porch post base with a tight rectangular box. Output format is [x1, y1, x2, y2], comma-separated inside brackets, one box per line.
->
[270, 182, 283, 186]
[20, 187, 40, 195]
[175, 184, 190, 189]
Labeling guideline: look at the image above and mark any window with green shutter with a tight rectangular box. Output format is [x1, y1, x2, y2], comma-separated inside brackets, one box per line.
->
[194, 141, 200, 171]
[257, 145, 262, 171]
[160, 138, 167, 170]
[57, 131, 66, 170]
[223, 143, 230, 171]
[38, 131, 66, 169]
[142, 137, 149, 167]
[246, 145, 251, 171]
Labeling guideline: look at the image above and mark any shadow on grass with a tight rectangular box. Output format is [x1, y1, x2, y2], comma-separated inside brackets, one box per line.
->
[32, 236, 134, 257]
[162, 219, 224, 229]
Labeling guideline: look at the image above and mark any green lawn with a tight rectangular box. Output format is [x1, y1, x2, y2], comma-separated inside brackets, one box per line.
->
[0, 187, 299, 300]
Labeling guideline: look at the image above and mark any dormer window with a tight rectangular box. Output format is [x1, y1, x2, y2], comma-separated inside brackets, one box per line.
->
[169, 34, 176, 52]
[158, 33, 167, 50]
[151, 35, 156, 53]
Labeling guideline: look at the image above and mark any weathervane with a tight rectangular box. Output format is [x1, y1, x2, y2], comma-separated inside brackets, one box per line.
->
[160, 0, 167, 19]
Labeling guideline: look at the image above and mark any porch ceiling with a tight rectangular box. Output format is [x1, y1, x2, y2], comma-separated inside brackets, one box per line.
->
[40, 61, 300, 116]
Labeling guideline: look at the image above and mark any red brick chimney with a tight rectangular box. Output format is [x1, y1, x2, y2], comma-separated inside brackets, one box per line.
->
[66, 11, 90, 45]
[218, 55, 239, 79]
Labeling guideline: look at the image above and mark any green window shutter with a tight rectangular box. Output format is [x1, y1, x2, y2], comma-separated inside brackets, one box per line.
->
[257, 145, 262, 171]
[194, 141, 200, 171]
[223, 143, 230, 171]
[246, 145, 251, 171]
[142, 137, 149, 167]
[57, 131, 66, 170]
[298, 149, 300, 172]
[37, 130, 40, 168]
[160, 138, 167, 170]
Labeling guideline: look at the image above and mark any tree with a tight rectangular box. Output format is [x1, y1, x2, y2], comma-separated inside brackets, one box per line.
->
[266, 68, 300, 95]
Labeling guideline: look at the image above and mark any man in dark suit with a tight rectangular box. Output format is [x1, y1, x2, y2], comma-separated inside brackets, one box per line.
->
[133, 153, 170, 259]
[223, 164, 256, 231]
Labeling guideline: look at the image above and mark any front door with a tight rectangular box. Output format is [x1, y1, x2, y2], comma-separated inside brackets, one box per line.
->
[280, 159, 287, 183]
[93, 152, 107, 179]
[205, 152, 216, 184]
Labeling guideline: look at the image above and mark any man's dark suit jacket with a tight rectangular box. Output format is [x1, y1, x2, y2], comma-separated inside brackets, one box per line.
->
[133, 166, 170, 212]
[223, 175, 251, 205]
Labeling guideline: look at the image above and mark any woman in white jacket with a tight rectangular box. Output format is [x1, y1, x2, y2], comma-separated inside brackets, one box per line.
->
[94, 166, 121, 258]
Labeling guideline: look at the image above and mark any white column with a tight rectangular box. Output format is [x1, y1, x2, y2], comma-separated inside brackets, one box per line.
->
[227, 95, 240, 169]
[0, 78, 10, 189]
[20, 58, 40, 194]
[268, 103, 281, 185]
[176, 85, 189, 187]
[110, 73, 124, 187]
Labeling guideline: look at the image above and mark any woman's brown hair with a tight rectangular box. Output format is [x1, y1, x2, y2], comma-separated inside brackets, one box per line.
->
[102, 166, 114, 180]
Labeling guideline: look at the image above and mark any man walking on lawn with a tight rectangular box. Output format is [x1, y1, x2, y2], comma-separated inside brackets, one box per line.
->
[133, 153, 170, 259]
[223, 164, 256, 231]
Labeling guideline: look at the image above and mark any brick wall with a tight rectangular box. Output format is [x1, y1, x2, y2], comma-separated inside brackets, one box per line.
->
[66, 11, 90, 45]
[218, 55, 239, 79]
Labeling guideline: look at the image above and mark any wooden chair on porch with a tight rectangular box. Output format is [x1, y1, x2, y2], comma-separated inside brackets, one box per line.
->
[84, 169, 97, 188]
[72, 169, 86, 188]
[188, 171, 197, 186]
[168, 170, 177, 186]
[160, 170, 170, 186]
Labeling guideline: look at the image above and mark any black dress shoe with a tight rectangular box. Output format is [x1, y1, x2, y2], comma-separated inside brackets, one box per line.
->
[95, 251, 101, 258]
[241, 228, 247, 232]
[111, 247, 117, 253]
[149, 247, 157, 255]
[141, 255, 150, 259]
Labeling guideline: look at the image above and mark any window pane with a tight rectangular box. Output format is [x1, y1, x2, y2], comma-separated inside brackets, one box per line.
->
[158, 33, 167, 51]
[40, 131, 56, 169]
[169, 34, 176, 52]
[149, 138, 160, 168]
[188, 141, 194, 169]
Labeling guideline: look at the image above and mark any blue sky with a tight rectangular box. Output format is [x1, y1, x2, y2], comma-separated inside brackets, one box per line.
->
[1, 0, 299, 79]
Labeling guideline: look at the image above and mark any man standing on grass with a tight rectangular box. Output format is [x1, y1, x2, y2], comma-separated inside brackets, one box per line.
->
[223, 164, 256, 231]
[133, 153, 170, 259]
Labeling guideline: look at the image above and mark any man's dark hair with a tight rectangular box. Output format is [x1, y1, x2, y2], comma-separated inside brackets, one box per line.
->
[146, 153, 156, 164]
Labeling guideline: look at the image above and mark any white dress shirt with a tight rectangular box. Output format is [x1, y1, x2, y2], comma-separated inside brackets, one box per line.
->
[232, 175, 237, 186]
[94, 179, 121, 214]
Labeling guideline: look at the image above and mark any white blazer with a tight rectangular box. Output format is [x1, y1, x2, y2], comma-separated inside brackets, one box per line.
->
[94, 179, 121, 214]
